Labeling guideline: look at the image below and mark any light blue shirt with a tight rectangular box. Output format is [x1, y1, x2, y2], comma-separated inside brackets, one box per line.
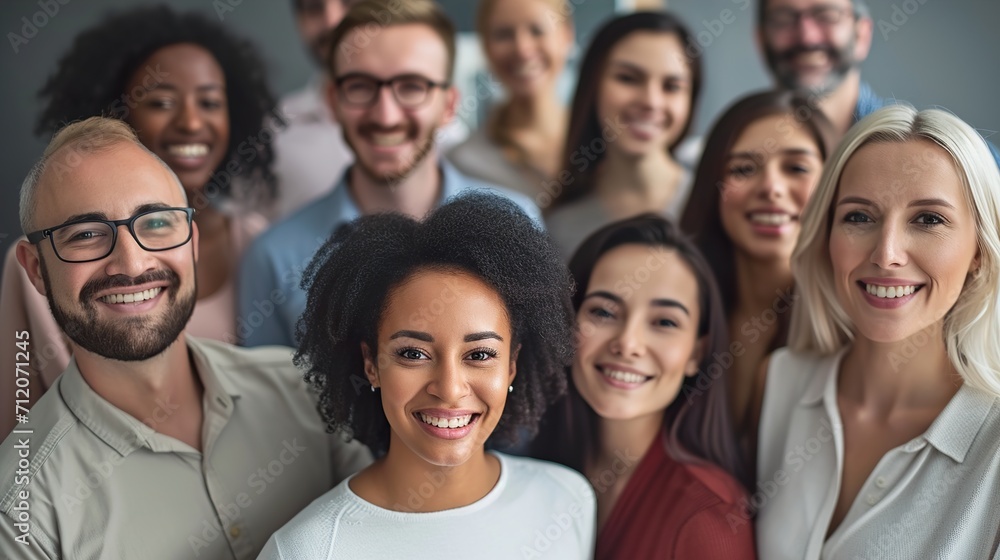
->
[238, 160, 542, 347]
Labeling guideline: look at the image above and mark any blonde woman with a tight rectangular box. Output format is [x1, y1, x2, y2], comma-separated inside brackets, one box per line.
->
[753, 105, 1000, 559]
[447, 0, 573, 201]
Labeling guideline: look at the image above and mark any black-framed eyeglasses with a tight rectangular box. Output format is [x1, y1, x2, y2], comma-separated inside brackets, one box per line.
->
[334, 73, 450, 108]
[765, 5, 852, 30]
[26, 207, 195, 263]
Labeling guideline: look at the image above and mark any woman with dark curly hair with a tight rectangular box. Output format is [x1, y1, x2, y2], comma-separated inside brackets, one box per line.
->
[533, 215, 754, 559]
[0, 5, 280, 435]
[259, 192, 596, 559]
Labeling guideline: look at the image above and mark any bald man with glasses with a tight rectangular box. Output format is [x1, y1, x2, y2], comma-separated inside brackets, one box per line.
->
[0, 117, 370, 560]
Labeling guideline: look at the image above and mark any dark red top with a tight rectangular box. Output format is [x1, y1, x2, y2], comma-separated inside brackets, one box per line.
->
[596, 430, 756, 560]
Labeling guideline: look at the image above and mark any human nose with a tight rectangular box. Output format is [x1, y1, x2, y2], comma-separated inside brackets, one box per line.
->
[175, 97, 204, 133]
[368, 84, 405, 126]
[514, 29, 535, 59]
[755, 161, 788, 200]
[103, 225, 158, 278]
[610, 317, 646, 359]
[794, 13, 826, 46]
[426, 357, 471, 403]
[869, 221, 908, 269]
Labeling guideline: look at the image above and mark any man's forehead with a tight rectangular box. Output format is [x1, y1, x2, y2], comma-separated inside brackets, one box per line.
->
[335, 23, 449, 79]
[35, 143, 184, 224]
[765, 0, 853, 11]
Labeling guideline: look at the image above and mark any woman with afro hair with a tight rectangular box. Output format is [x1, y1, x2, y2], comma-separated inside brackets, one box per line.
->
[259, 192, 596, 559]
[1, 5, 281, 436]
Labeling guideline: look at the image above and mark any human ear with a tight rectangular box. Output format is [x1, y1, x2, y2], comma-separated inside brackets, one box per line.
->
[508, 343, 521, 387]
[15, 240, 47, 297]
[684, 336, 706, 377]
[361, 342, 379, 388]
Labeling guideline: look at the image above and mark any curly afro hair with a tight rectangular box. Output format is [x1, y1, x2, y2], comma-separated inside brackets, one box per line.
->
[295, 191, 576, 456]
[35, 4, 280, 204]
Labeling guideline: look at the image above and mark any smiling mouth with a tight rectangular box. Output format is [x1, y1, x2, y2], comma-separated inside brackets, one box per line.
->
[99, 287, 163, 305]
[598, 366, 652, 385]
[166, 143, 209, 158]
[416, 412, 479, 429]
[859, 282, 923, 299]
[748, 212, 796, 225]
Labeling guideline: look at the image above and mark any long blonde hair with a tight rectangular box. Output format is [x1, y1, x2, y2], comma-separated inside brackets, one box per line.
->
[789, 105, 1000, 397]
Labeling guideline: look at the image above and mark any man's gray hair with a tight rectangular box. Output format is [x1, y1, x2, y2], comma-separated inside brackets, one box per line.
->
[19, 116, 187, 235]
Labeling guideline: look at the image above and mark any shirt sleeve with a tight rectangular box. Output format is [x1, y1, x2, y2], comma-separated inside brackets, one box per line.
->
[0, 514, 56, 560]
[674, 501, 757, 560]
[237, 238, 293, 348]
[0, 242, 70, 438]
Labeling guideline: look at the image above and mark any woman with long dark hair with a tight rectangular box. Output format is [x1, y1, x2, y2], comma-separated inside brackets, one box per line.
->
[679, 91, 835, 434]
[533, 215, 754, 559]
[544, 11, 702, 260]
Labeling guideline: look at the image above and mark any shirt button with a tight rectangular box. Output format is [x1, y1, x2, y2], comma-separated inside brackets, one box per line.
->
[866, 494, 878, 506]
[230, 526, 241, 538]
[875, 477, 887, 488]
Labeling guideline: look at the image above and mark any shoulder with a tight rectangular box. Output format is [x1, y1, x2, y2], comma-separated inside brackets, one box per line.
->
[679, 460, 747, 507]
[446, 128, 495, 162]
[498, 453, 595, 504]
[188, 338, 302, 389]
[243, 194, 337, 265]
[446, 170, 543, 225]
[266, 481, 356, 556]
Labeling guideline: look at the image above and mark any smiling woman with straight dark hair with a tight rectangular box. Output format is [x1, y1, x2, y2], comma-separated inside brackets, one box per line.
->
[544, 11, 702, 261]
[258, 192, 595, 559]
[533, 215, 754, 560]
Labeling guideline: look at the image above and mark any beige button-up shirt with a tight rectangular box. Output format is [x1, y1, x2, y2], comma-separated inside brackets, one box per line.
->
[756, 348, 1000, 559]
[0, 337, 371, 559]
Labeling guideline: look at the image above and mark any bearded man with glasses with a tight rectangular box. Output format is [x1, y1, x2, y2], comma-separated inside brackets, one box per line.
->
[239, 0, 542, 349]
[0, 117, 370, 560]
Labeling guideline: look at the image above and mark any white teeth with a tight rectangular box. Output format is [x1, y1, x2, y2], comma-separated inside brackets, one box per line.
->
[865, 283, 918, 299]
[100, 287, 162, 305]
[167, 144, 208, 158]
[628, 121, 661, 135]
[418, 413, 472, 429]
[513, 61, 544, 78]
[371, 132, 406, 147]
[603, 369, 648, 384]
[749, 213, 792, 225]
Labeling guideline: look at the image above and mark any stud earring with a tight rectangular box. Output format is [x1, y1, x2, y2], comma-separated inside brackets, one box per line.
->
[508, 385, 514, 394]
[370, 385, 377, 393]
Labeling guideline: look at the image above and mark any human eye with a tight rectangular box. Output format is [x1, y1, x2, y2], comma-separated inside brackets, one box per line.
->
[662, 79, 685, 93]
[614, 72, 640, 85]
[814, 6, 842, 24]
[842, 210, 872, 224]
[727, 161, 757, 180]
[785, 160, 812, 174]
[914, 212, 945, 227]
[397, 347, 428, 361]
[200, 97, 225, 110]
[587, 306, 616, 321]
[530, 23, 545, 37]
[467, 347, 499, 362]
[146, 97, 175, 110]
[654, 317, 679, 329]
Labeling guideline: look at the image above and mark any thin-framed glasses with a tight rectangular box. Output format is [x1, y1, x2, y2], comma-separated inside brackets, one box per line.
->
[26, 207, 195, 263]
[334, 73, 450, 108]
[765, 5, 852, 30]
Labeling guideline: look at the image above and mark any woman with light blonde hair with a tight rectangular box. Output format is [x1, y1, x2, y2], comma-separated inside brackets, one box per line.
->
[753, 104, 1000, 559]
[447, 0, 573, 202]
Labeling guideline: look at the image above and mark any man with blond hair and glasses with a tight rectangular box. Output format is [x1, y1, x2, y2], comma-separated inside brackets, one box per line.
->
[239, 0, 540, 348]
[0, 117, 369, 559]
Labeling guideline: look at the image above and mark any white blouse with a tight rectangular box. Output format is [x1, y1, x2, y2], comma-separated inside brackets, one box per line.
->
[756, 348, 1000, 560]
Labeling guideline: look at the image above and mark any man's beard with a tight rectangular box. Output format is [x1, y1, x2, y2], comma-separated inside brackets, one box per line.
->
[765, 37, 857, 97]
[40, 258, 196, 362]
[343, 121, 438, 187]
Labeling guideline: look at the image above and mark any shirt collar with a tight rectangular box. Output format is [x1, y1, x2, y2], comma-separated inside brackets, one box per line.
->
[59, 337, 240, 457]
[799, 349, 848, 406]
[922, 384, 996, 463]
[329, 158, 463, 220]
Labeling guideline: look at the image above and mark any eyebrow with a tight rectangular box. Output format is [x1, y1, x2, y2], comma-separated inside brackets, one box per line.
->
[147, 83, 225, 93]
[728, 148, 819, 160]
[583, 290, 690, 316]
[836, 196, 956, 210]
[60, 203, 174, 224]
[388, 330, 505, 343]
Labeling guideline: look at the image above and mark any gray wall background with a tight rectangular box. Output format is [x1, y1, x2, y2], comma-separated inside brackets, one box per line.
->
[2, 0, 997, 258]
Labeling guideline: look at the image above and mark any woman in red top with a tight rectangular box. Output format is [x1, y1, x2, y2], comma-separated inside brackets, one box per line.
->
[534, 215, 755, 559]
